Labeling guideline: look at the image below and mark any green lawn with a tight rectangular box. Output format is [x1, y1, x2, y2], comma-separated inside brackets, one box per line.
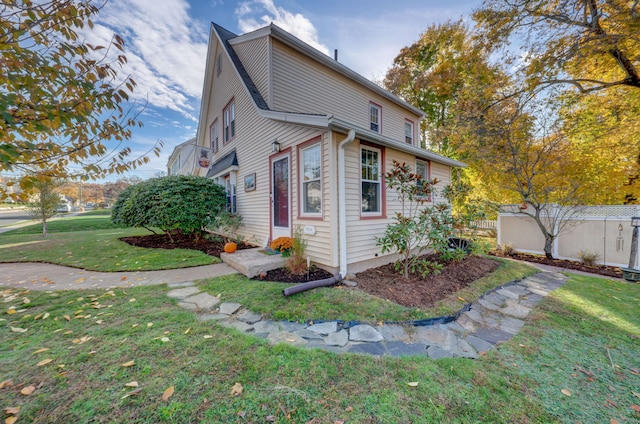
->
[0, 211, 217, 271]
[1, 213, 638, 422]
[1, 274, 638, 423]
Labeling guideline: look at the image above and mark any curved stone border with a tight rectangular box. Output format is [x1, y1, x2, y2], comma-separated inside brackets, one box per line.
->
[166, 271, 567, 358]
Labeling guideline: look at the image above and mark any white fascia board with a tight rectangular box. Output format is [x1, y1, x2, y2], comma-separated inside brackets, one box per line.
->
[209, 165, 239, 181]
[258, 109, 332, 128]
[195, 25, 219, 149]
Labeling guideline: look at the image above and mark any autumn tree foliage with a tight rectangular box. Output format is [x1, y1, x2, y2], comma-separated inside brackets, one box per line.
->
[473, 0, 640, 94]
[0, 0, 162, 200]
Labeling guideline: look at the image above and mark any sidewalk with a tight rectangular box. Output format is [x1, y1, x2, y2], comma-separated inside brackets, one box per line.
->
[0, 262, 238, 291]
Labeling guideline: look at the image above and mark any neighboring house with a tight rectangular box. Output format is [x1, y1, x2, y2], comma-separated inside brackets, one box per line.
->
[167, 137, 197, 176]
[194, 22, 465, 277]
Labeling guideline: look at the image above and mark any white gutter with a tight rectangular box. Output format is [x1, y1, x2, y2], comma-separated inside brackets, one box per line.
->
[338, 129, 356, 279]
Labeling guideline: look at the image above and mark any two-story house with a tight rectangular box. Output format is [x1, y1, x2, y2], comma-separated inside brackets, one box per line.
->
[194, 22, 465, 278]
[167, 137, 197, 176]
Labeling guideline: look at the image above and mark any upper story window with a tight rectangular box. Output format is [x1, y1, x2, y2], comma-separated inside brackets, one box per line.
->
[223, 100, 235, 143]
[369, 102, 381, 133]
[216, 53, 222, 77]
[361, 146, 381, 215]
[300, 142, 322, 216]
[405, 120, 414, 145]
[210, 119, 219, 153]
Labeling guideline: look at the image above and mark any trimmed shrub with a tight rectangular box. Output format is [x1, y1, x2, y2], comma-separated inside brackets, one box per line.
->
[111, 175, 227, 239]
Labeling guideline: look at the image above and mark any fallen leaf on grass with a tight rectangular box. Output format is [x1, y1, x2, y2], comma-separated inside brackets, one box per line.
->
[6, 309, 16, 315]
[147, 322, 153, 328]
[36, 358, 53, 367]
[32, 348, 50, 354]
[121, 388, 142, 399]
[610, 419, 620, 424]
[160, 337, 170, 342]
[125, 381, 139, 387]
[631, 405, 640, 413]
[0, 380, 13, 389]
[203, 335, 213, 339]
[345, 406, 354, 412]
[10, 327, 27, 333]
[42, 312, 49, 320]
[407, 382, 419, 387]
[20, 385, 35, 395]
[4, 406, 19, 414]
[162, 386, 174, 401]
[231, 382, 243, 396]
[561, 388, 572, 397]
[63, 315, 71, 321]
[6, 416, 17, 424]
[121, 360, 135, 367]
[184, 328, 191, 334]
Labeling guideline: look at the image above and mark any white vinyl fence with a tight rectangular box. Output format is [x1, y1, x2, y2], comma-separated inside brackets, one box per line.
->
[498, 205, 640, 268]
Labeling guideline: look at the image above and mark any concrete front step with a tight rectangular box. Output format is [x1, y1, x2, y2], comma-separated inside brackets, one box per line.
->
[220, 247, 285, 278]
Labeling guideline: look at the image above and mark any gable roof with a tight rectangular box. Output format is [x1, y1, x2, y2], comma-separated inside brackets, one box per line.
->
[198, 22, 465, 169]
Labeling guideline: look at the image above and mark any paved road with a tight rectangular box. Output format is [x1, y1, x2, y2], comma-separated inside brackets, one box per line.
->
[0, 209, 33, 227]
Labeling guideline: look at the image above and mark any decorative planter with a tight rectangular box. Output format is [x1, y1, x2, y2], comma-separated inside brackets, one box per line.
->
[621, 268, 640, 283]
[223, 242, 237, 253]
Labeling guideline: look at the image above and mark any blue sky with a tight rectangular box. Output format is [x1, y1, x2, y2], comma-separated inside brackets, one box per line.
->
[90, 0, 480, 180]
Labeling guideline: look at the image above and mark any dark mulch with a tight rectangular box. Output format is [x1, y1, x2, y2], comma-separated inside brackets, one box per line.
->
[353, 255, 501, 308]
[119, 233, 253, 257]
[490, 251, 623, 278]
[252, 267, 334, 283]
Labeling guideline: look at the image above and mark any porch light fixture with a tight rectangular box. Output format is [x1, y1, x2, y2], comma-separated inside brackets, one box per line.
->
[271, 139, 281, 153]
[632, 217, 640, 228]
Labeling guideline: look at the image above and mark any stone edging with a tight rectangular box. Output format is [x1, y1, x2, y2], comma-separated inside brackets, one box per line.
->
[166, 271, 568, 359]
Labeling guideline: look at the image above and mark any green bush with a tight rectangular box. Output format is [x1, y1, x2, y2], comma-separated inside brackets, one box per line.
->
[111, 175, 227, 239]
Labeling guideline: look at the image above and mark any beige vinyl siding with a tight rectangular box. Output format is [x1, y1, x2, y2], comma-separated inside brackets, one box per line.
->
[271, 40, 420, 143]
[429, 161, 452, 204]
[343, 142, 453, 267]
[233, 37, 271, 107]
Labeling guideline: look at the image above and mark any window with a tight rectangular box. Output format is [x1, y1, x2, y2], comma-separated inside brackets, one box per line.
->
[216, 53, 222, 77]
[369, 103, 381, 132]
[361, 147, 381, 214]
[405, 120, 414, 145]
[301, 143, 322, 216]
[223, 100, 235, 142]
[416, 160, 430, 197]
[210, 119, 219, 152]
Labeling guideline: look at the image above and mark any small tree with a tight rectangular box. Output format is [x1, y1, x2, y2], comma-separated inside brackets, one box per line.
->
[111, 176, 227, 240]
[376, 160, 454, 278]
[26, 174, 62, 236]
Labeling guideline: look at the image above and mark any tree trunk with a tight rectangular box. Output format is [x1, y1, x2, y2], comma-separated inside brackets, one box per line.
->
[544, 236, 554, 259]
[42, 220, 48, 237]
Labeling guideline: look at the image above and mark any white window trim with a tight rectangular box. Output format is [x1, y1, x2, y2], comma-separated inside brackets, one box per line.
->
[299, 142, 322, 217]
[361, 146, 382, 216]
[369, 102, 381, 133]
[405, 120, 414, 145]
[210, 119, 219, 152]
[223, 100, 235, 143]
[415, 159, 431, 200]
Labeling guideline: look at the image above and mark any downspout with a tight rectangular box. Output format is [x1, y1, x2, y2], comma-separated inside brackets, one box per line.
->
[338, 129, 356, 279]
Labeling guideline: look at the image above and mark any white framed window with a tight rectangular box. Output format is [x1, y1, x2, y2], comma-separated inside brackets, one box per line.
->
[361, 146, 381, 214]
[416, 160, 430, 197]
[210, 119, 219, 152]
[405, 120, 414, 145]
[300, 143, 322, 216]
[223, 100, 235, 142]
[369, 102, 381, 133]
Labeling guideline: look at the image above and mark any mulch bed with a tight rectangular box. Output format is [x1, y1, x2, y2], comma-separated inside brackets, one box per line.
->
[353, 255, 500, 308]
[120, 233, 623, 310]
[490, 251, 623, 278]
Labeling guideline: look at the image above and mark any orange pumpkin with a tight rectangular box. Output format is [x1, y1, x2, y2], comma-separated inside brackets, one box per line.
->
[224, 242, 237, 253]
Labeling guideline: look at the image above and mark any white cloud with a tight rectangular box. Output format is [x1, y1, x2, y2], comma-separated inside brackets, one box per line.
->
[235, 0, 330, 55]
[86, 0, 209, 120]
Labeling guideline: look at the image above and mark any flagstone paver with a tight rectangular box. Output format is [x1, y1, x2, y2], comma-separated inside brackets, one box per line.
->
[169, 271, 568, 358]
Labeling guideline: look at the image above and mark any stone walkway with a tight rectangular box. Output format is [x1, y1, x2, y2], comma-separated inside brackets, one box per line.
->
[166, 271, 568, 359]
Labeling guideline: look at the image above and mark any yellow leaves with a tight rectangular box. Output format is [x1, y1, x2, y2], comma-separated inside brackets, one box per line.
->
[33, 348, 50, 354]
[162, 386, 174, 401]
[407, 382, 419, 387]
[10, 327, 27, 333]
[63, 315, 71, 321]
[6, 415, 18, 424]
[71, 335, 92, 344]
[36, 358, 53, 367]
[20, 385, 35, 396]
[0, 380, 13, 389]
[147, 322, 153, 328]
[124, 381, 138, 387]
[6, 308, 16, 315]
[231, 382, 243, 396]
[121, 360, 135, 367]
[561, 388, 572, 397]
